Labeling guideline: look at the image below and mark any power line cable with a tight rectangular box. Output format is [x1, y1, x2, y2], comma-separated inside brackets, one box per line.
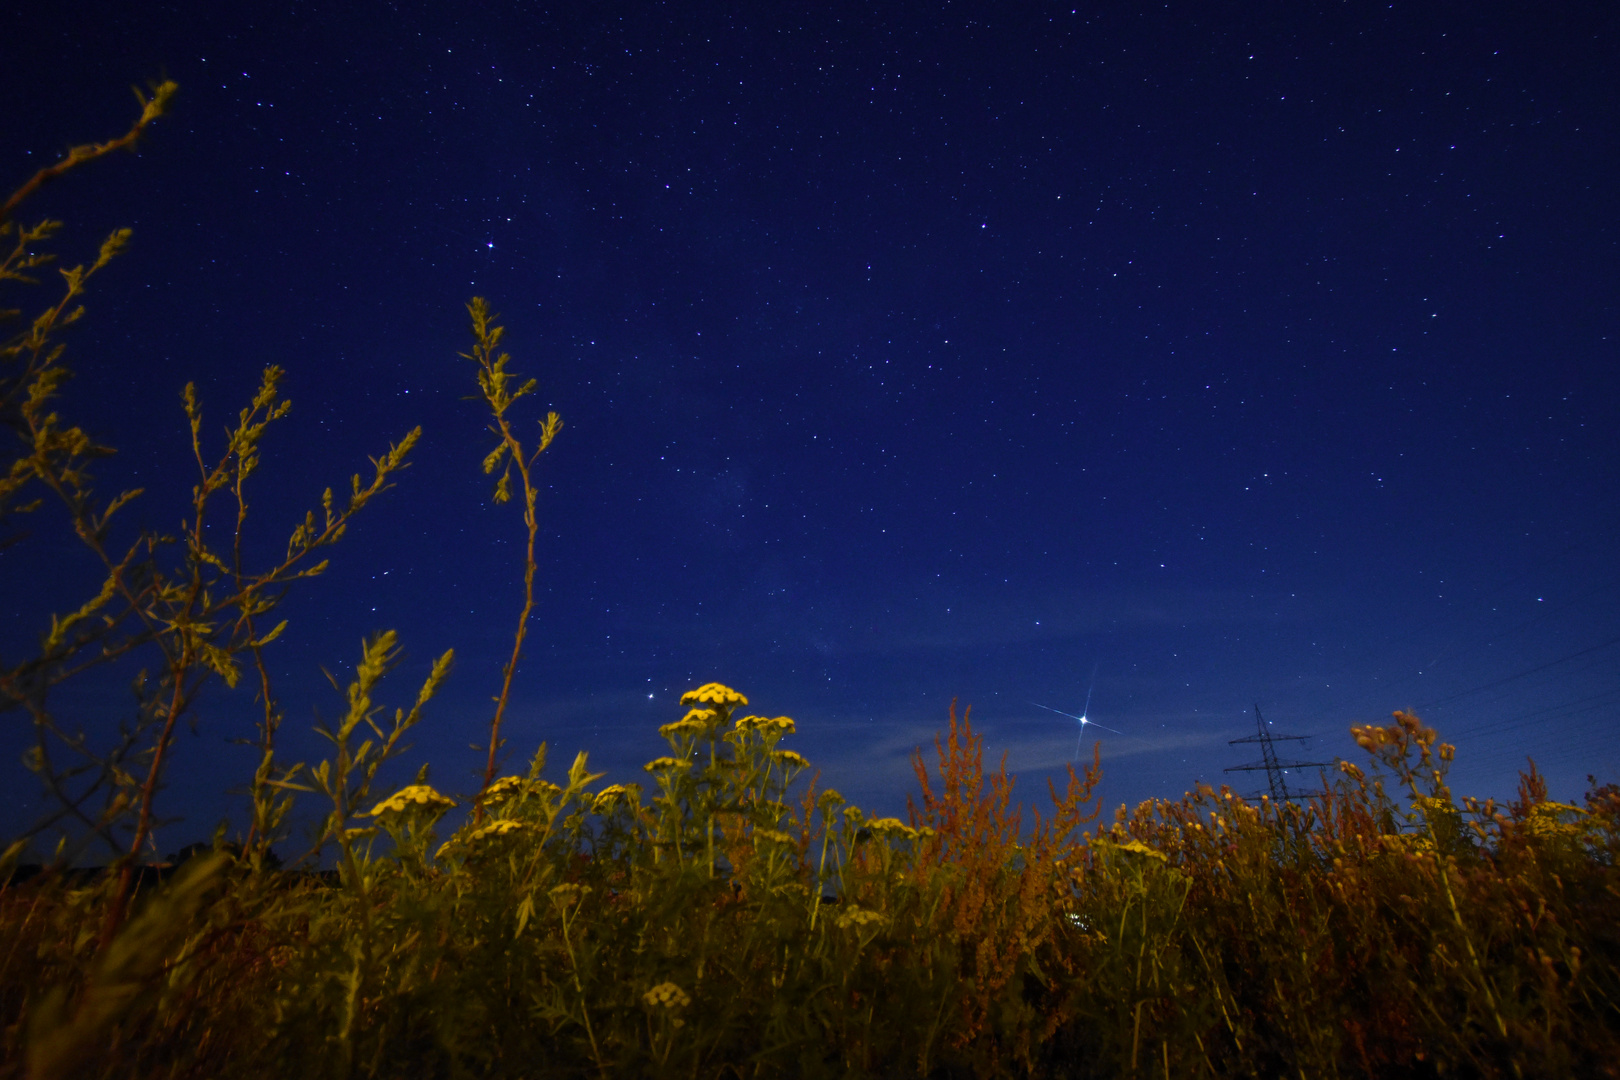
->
[1328, 577, 1620, 719]
[1415, 633, 1620, 712]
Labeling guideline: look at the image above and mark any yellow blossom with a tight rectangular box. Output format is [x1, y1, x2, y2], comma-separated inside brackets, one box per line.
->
[644, 756, 691, 773]
[659, 708, 719, 739]
[1526, 801, 1587, 841]
[367, 784, 456, 817]
[1115, 838, 1168, 862]
[770, 749, 809, 769]
[468, 819, 525, 843]
[643, 981, 691, 1009]
[481, 775, 528, 803]
[658, 717, 707, 739]
[835, 906, 888, 930]
[867, 817, 918, 841]
[737, 714, 796, 735]
[754, 828, 796, 846]
[592, 784, 632, 813]
[680, 683, 748, 707]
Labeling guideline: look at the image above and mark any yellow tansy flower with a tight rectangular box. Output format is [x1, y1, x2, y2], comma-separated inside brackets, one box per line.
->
[736, 714, 796, 735]
[367, 784, 457, 817]
[659, 709, 718, 738]
[1116, 838, 1168, 862]
[468, 819, 525, 843]
[835, 906, 888, 930]
[481, 775, 528, 802]
[592, 784, 632, 813]
[867, 817, 918, 841]
[643, 982, 691, 1009]
[680, 683, 748, 707]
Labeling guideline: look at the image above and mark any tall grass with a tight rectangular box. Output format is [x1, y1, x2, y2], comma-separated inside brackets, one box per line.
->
[4, 694, 1617, 1078]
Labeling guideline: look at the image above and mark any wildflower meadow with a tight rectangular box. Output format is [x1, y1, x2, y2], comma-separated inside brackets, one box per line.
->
[3, 84, 1617, 1080]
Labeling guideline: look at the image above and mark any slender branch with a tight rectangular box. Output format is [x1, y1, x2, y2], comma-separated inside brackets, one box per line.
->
[0, 82, 177, 226]
[461, 298, 561, 818]
[484, 412, 540, 803]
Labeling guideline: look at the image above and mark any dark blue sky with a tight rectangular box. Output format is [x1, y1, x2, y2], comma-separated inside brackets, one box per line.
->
[4, 1, 1616, 848]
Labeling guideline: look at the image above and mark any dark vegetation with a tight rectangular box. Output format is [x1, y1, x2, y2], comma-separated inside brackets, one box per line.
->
[3, 84, 1618, 1080]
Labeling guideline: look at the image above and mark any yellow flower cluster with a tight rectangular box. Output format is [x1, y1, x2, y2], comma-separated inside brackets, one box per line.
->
[835, 906, 888, 930]
[643, 756, 692, 773]
[1098, 836, 1169, 862]
[467, 819, 525, 843]
[481, 775, 528, 803]
[591, 784, 634, 814]
[754, 828, 796, 846]
[367, 785, 457, 817]
[1525, 801, 1588, 842]
[866, 817, 918, 841]
[770, 749, 809, 769]
[1413, 796, 1455, 819]
[736, 714, 796, 736]
[643, 981, 692, 1009]
[681, 683, 748, 707]
[659, 708, 718, 739]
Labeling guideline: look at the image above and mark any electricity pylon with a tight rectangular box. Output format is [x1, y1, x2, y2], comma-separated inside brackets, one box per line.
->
[1224, 704, 1331, 802]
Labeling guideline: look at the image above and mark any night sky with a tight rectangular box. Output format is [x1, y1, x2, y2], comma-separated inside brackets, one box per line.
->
[4, 1, 1616, 848]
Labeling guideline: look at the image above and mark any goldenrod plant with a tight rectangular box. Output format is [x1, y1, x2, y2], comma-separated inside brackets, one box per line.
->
[2, 84, 1618, 1080]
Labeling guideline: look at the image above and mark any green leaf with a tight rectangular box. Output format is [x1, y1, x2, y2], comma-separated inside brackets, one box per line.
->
[252, 620, 289, 648]
[515, 893, 534, 939]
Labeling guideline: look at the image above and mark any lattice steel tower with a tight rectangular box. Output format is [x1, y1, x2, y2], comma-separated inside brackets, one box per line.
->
[1224, 704, 1331, 802]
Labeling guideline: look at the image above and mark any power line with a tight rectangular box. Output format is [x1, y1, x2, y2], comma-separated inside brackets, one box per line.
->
[1415, 633, 1620, 712]
[1326, 576, 1620, 720]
